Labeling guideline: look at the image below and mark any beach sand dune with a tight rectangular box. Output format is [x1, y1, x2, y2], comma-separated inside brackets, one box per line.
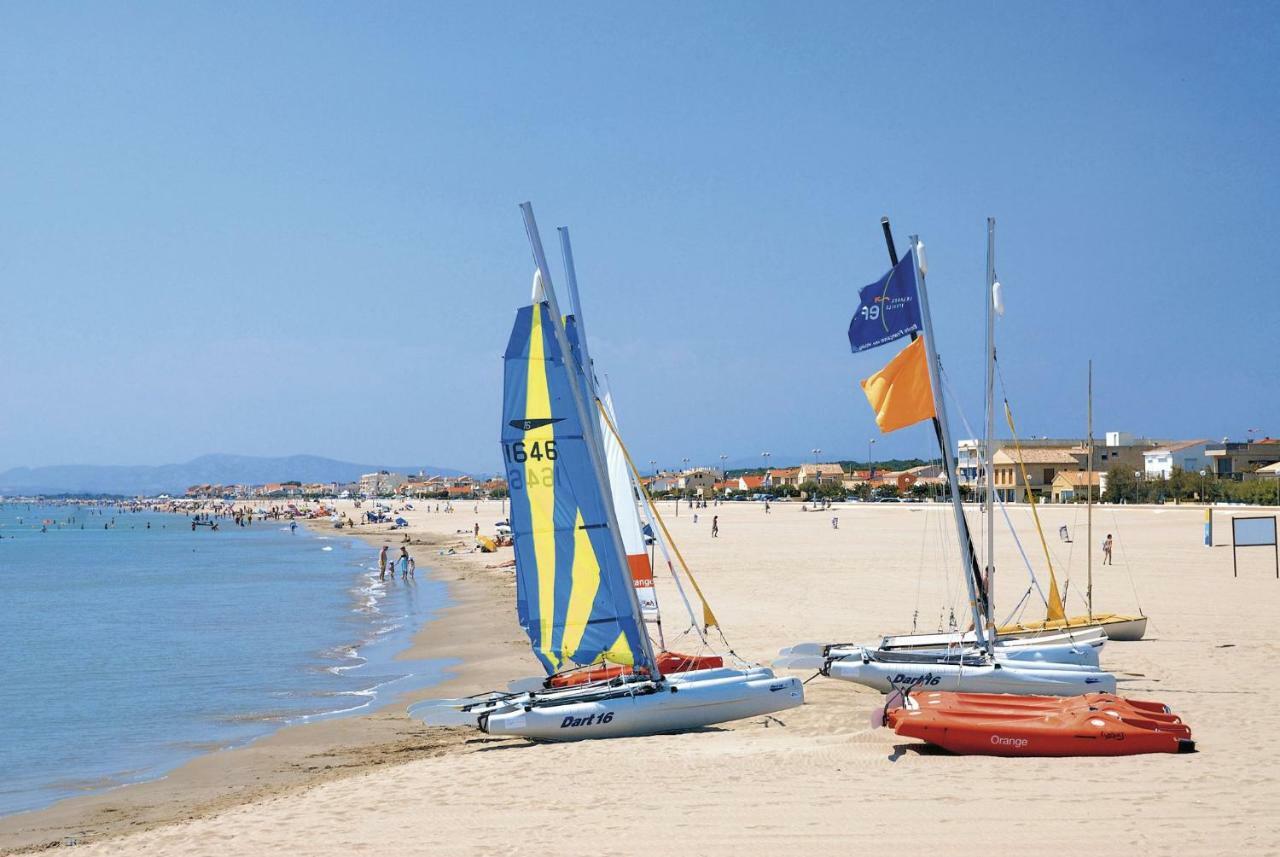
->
[5, 500, 1277, 856]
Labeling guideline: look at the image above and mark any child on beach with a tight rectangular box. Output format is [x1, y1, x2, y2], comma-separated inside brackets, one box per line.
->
[407, 557, 415, 577]
[1103, 534, 1114, 565]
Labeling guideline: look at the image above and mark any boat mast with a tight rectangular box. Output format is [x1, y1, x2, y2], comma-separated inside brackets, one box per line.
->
[518, 203, 660, 676]
[910, 233, 991, 653]
[881, 218, 990, 649]
[984, 218, 997, 635]
[558, 227, 591, 373]
[560, 227, 670, 648]
[1087, 360, 1094, 621]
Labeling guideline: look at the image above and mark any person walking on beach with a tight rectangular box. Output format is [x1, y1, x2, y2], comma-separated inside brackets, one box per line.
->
[379, 545, 389, 581]
[711, 516, 719, 538]
[831, 516, 839, 530]
[1102, 533, 1114, 565]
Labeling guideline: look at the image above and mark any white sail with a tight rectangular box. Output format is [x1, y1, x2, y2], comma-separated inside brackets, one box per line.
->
[599, 392, 659, 621]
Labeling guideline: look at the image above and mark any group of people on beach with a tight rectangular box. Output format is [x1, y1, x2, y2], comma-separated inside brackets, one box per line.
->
[378, 544, 415, 581]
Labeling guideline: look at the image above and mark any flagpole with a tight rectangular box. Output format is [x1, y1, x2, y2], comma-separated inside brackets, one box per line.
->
[519, 202, 660, 676]
[881, 218, 989, 645]
[910, 233, 990, 653]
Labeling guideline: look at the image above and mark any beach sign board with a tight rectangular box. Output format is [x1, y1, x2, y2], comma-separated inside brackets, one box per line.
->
[1230, 515, 1278, 578]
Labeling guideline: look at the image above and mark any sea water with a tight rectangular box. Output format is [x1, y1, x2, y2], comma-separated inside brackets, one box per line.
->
[0, 503, 450, 816]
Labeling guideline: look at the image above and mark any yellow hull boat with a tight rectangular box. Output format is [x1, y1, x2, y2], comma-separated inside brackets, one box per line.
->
[999, 613, 1148, 642]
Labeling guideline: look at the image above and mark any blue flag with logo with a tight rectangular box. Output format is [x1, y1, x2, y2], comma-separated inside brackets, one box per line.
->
[847, 248, 923, 353]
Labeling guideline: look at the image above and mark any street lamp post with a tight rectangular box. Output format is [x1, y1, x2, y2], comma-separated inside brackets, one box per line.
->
[868, 438, 877, 487]
[719, 454, 728, 503]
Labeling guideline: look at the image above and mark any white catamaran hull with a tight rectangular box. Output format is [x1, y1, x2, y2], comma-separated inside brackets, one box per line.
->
[777, 636, 1103, 670]
[880, 625, 1107, 652]
[897, 642, 1101, 668]
[483, 669, 803, 740]
[992, 643, 1100, 668]
[824, 649, 1116, 696]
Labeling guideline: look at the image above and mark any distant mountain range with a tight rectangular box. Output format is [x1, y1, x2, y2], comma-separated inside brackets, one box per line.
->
[0, 454, 468, 497]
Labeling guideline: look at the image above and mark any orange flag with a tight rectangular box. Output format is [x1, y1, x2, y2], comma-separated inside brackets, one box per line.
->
[860, 336, 935, 433]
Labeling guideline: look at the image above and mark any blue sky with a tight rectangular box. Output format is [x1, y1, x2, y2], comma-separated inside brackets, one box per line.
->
[1, 2, 1276, 473]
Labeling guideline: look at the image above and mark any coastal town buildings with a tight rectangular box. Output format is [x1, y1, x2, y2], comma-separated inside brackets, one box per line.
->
[1206, 438, 1280, 479]
[173, 434, 1275, 506]
[1144, 440, 1211, 479]
[991, 448, 1084, 503]
[1050, 470, 1101, 503]
[958, 431, 1167, 501]
[763, 467, 801, 488]
[359, 471, 407, 497]
[796, 463, 846, 486]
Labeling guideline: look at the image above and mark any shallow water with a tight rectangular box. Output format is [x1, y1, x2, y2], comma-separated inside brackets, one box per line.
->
[0, 503, 448, 816]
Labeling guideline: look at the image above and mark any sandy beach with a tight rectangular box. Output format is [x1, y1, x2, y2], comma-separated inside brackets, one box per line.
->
[3, 498, 1278, 856]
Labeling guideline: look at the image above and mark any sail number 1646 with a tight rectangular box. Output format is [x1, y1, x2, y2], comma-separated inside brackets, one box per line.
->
[503, 440, 557, 463]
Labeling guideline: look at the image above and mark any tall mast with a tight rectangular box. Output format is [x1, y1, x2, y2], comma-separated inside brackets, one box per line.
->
[984, 218, 996, 633]
[881, 218, 990, 646]
[558, 227, 597, 396]
[562, 227, 669, 643]
[1087, 360, 1094, 621]
[911, 234, 991, 653]
[518, 203, 659, 675]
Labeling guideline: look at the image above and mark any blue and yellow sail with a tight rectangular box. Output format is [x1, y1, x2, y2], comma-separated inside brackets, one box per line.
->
[502, 301, 648, 675]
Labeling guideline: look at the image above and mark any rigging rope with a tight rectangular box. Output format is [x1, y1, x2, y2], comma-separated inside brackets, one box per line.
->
[941, 372, 1050, 614]
[595, 400, 744, 660]
[995, 377, 1067, 623]
[1108, 508, 1147, 616]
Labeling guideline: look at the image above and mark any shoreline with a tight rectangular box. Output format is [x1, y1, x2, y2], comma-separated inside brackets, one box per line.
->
[0, 500, 524, 854]
[5, 500, 1279, 854]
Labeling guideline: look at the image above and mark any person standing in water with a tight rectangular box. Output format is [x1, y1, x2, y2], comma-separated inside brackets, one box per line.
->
[398, 546, 409, 575]
[379, 545, 389, 581]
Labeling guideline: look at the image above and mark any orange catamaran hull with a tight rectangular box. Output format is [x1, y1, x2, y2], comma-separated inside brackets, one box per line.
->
[886, 691, 1193, 756]
[546, 651, 724, 689]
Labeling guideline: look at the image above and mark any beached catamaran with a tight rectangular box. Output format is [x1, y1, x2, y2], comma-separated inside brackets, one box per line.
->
[409, 204, 802, 739]
[876, 219, 1123, 654]
[779, 220, 1115, 695]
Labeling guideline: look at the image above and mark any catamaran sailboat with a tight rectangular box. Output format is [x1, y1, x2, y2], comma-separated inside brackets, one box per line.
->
[994, 362, 1147, 641]
[410, 204, 802, 739]
[778, 218, 1116, 696]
